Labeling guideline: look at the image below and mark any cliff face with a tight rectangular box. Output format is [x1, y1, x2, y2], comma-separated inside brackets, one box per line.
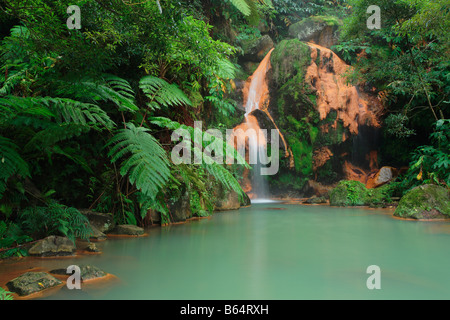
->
[264, 19, 384, 196]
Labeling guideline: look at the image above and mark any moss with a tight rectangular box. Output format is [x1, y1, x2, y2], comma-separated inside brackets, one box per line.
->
[271, 39, 311, 87]
[394, 184, 450, 219]
[329, 180, 393, 207]
[309, 15, 343, 27]
[329, 180, 367, 206]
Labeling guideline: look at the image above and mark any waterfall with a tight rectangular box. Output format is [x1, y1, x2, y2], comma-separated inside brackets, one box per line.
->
[233, 50, 275, 200]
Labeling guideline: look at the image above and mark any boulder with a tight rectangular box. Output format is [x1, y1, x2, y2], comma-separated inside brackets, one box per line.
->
[240, 35, 274, 62]
[50, 264, 107, 281]
[215, 188, 241, 211]
[366, 166, 398, 189]
[88, 225, 107, 241]
[168, 191, 192, 222]
[329, 180, 367, 206]
[7, 272, 62, 296]
[28, 236, 75, 257]
[288, 15, 341, 48]
[394, 184, 450, 219]
[240, 192, 251, 207]
[80, 210, 115, 233]
[113, 224, 145, 236]
[304, 196, 327, 204]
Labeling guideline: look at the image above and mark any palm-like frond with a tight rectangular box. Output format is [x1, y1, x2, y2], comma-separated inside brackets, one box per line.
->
[106, 123, 171, 199]
[139, 75, 192, 110]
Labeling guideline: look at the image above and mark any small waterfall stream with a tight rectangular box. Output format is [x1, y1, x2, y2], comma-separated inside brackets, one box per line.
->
[232, 50, 274, 199]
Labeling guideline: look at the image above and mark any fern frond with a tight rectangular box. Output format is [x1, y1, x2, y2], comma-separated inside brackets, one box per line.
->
[41, 97, 115, 130]
[54, 75, 138, 113]
[0, 96, 114, 130]
[0, 96, 54, 126]
[106, 123, 171, 198]
[0, 136, 30, 198]
[150, 116, 248, 166]
[230, 0, 251, 16]
[139, 76, 192, 110]
[23, 123, 90, 152]
[204, 162, 245, 200]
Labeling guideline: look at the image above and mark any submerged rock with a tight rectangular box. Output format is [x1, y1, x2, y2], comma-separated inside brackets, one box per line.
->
[394, 184, 450, 219]
[7, 272, 62, 296]
[28, 236, 75, 257]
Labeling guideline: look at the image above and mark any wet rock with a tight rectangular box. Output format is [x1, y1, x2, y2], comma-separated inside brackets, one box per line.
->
[88, 225, 107, 241]
[113, 224, 145, 236]
[288, 15, 341, 48]
[28, 236, 75, 257]
[215, 188, 241, 211]
[80, 210, 115, 233]
[394, 184, 450, 219]
[85, 242, 100, 252]
[50, 264, 107, 281]
[304, 196, 327, 204]
[168, 191, 192, 222]
[7, 272, 62, 296]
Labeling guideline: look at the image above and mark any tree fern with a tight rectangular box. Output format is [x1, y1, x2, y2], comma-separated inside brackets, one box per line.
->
[106, 123, 171, 199]
[54, 75, 138, 113]
[139, 75, 192, 110]
[150, 117, 247, 198]
[0, 136, 30, 199]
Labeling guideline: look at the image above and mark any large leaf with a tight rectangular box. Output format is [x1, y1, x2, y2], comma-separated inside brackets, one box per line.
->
[107, 123, 171, 198]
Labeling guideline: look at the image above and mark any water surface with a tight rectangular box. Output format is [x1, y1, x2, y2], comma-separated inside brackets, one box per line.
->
[2, 203, 449, 300]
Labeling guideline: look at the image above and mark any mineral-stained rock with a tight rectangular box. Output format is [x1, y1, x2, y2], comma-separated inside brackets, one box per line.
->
[366, 166, 398, 189]
[7, 272, 62, 296]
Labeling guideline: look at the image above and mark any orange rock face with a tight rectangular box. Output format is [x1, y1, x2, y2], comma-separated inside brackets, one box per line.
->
[305, 42, 383, 137]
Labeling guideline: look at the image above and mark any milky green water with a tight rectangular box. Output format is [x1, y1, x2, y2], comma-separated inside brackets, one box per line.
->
[8, 203, 450, 300]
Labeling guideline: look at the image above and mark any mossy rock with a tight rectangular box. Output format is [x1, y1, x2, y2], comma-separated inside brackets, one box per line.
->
[7, 272, 62, 296]
[288, 15, 342, 48]
[240, 34, 274, 62]
[394, 184, 450, 219]
[329, 180, 367, 206]
[329, 180, 393, 207]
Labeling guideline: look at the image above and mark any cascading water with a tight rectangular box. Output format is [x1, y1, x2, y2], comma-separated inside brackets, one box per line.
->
[234, 49, 274, 200]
